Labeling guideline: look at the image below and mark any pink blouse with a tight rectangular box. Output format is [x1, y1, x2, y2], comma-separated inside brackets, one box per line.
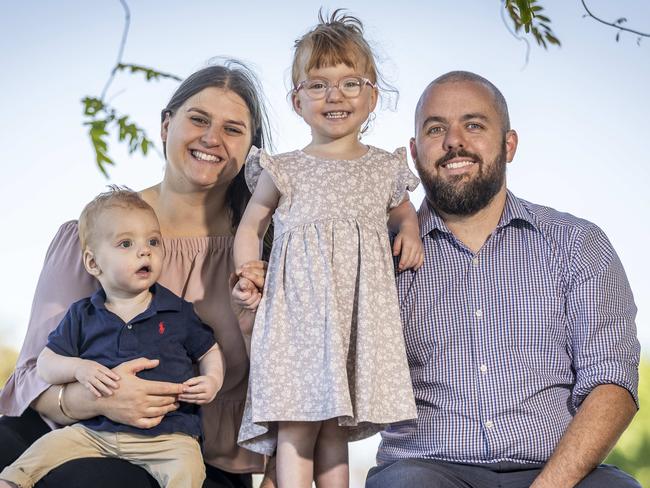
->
[0, 221, 263, 474]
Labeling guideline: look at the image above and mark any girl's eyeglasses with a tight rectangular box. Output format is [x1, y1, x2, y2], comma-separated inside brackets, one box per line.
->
[294, 76, 376, 100]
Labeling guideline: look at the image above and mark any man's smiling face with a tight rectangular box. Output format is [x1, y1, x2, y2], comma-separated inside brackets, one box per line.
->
[411, 80, 518, 216]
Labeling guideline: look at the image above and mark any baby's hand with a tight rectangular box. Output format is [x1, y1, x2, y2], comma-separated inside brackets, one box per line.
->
[179, 375, 222, 404]
[232, 276, 262, 311]
[74, 359, 120, 397]
[393, 225, 424, 272]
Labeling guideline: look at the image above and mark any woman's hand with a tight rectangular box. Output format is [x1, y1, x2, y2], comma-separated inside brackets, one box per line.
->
[96, 358, 185, 429]
[237, 260, 267, 292]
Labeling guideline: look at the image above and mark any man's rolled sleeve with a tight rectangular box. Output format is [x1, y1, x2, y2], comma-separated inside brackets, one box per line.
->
[567, 224, 640, 409]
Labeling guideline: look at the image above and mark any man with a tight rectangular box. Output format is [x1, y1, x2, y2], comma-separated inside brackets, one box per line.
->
[366, 72, 640, 487]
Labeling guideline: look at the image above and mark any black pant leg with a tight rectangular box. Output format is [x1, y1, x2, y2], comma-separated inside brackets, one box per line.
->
[37, 457, 159, 488]
[205, 464, 253, 488]
[0, 407, 51, 468]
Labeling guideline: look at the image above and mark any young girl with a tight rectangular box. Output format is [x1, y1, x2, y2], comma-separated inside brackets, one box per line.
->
[233, 11, 421, 488]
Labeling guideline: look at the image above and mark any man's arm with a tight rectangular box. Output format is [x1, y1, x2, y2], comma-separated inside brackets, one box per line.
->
[531, 383, 636, 487]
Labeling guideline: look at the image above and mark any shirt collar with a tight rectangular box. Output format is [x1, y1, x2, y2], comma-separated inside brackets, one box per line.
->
[89, 282, 182, 314]
[418, 189, 538, 238]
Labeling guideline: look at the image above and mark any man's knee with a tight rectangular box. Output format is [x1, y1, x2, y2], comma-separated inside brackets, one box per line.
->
[576, 464, 641, 488]
[365, 459, 469, 488]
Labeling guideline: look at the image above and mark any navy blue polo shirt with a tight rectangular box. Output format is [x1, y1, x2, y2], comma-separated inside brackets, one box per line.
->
[47, 283, 216, 437]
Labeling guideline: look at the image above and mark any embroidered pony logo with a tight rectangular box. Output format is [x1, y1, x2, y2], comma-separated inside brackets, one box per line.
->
[158, 321, 166, 335]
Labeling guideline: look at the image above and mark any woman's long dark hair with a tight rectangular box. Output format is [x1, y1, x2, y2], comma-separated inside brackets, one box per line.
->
[162, 59, 273, 256]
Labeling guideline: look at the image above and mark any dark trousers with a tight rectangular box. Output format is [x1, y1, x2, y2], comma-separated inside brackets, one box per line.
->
[0, 408, 252, 488]
[365, 458, 641, 488]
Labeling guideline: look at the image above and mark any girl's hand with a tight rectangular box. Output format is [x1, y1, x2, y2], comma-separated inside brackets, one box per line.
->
[74, 359, 120, 397]
[179, 375, 221, 404]
[229, 260, 268, 336]
[232, 277, 262, 311]
[393, 225, 424, 272]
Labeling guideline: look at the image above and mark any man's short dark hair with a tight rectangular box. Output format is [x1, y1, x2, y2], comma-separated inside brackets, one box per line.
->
[417, 71, 511, 133]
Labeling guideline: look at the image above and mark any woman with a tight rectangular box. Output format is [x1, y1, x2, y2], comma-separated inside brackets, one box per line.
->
[0, 60, 270, 488]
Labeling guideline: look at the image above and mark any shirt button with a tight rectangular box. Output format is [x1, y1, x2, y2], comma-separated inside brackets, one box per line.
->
[480, 364, 488, 373]
[475, 309, 483, 318]
[127, 324, 133, 330]
[485, 420, 494, 429]
[472, 257, 479, 266]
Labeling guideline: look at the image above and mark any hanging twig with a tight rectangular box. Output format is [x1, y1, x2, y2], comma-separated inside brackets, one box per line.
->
[500, 1, 531, 69]
[101, 0, 131, 101]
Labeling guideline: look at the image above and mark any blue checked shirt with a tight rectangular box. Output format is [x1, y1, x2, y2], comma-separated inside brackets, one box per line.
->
[378, 191, 639, 465]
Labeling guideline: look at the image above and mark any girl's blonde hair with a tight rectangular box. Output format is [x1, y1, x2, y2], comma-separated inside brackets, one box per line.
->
[291, 9, 397, 106]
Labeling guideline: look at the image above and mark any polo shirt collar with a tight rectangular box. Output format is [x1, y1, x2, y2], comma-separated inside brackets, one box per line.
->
[418, 189, 538, 238]
[89, 282, 182, 315]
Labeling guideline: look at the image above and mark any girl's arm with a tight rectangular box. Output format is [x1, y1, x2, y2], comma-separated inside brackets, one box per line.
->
[232, 170, 280, 335]
[233, 170, 281, 270]
[388, 197, 424, 271]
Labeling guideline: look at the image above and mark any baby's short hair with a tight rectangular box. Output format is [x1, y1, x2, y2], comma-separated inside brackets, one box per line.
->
[78, 185, 154, 251]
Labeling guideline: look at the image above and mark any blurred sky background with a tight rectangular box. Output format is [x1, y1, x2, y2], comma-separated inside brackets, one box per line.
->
[1, 1, 648, 485]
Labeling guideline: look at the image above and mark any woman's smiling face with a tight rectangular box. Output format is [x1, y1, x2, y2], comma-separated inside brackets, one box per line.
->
[161, 86, 253, 191]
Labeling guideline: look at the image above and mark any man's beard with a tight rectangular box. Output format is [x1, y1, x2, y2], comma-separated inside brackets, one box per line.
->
[418, 141, 507, 216]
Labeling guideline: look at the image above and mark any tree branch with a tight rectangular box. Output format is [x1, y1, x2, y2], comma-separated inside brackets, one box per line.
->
[580, 0, 650, 39]
[100, 0, 131, 101]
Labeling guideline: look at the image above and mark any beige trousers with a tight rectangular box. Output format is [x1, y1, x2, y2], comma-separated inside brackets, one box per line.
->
[0, 423, 205, 488]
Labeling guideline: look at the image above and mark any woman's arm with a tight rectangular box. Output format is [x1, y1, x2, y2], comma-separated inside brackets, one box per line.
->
[34, 357, 185, 428]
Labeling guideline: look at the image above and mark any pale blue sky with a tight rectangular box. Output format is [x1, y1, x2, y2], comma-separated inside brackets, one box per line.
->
[1, 1, 648, 482]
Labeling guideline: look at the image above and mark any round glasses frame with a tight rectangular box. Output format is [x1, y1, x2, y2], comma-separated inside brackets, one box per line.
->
[294, 76, 377, 100]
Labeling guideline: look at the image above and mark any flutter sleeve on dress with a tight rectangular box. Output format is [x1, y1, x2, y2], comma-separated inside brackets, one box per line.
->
[244, 146, 288, 195]
[0, 221, 99, 419]
[389, 147, 420, 209]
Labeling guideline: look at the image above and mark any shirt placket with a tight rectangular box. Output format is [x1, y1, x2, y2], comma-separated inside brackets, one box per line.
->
[468, 238, 501, 459]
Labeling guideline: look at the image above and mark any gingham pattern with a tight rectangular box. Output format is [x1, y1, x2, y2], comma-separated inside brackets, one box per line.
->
[378, 191, 640, 465]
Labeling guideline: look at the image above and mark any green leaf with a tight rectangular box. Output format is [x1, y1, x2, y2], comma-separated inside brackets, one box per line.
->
[141, 138, 149, 156]
[115, 63, 182, 82]
[85, 119, 114, 177]
[81, 97, 105, 117]
[515, 0, 533, 25]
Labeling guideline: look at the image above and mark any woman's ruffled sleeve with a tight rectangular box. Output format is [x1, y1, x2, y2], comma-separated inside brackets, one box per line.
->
[244, 146, 287, 195]
[0, 221, 99, 420]
[389, 147, 420, 209]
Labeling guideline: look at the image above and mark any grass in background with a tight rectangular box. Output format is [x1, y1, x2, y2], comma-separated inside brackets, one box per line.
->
[0, 346, 18, 388]
[606, 358, 650, 486]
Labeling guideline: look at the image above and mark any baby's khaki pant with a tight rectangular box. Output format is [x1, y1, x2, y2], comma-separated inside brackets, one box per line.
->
[0, 423, 205, 488]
